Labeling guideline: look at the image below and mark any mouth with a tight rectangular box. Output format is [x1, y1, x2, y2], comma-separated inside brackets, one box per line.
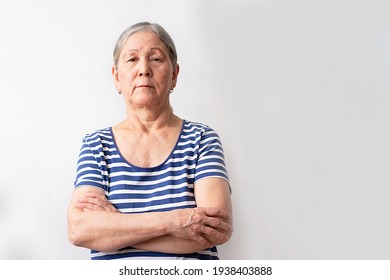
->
[136, 85, 152, 88]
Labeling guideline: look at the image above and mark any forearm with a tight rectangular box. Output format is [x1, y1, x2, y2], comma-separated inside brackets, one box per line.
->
[68, 188, 232, 253]
[133, 207, 231, 254]
[133, 236, 206, 254]
[68, 210, 169, 252]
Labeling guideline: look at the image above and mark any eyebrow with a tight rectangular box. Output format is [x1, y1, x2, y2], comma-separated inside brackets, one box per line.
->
[122, 47, 166, 59]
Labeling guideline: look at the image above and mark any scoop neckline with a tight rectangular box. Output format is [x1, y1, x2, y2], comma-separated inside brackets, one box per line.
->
[109, 119, 186, 171]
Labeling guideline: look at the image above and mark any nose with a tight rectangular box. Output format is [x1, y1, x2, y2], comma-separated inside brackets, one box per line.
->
[138, 58, 152, 77]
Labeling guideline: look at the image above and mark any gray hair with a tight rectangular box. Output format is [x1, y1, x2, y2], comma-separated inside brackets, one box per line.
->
[113, 22, 178, 69]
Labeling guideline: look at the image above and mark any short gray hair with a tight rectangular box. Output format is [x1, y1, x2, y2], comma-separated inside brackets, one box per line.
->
[113, 22, 178, 69]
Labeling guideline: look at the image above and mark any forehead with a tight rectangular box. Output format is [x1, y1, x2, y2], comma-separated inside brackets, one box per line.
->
[122, 31, 167, 53]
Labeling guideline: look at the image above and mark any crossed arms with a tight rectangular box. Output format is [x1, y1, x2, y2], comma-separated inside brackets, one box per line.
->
[67, 177, 233, 254]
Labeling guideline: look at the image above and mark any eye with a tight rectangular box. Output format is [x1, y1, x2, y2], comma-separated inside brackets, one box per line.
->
[150, 57, 162, 63]
[126, 57, 137, 63]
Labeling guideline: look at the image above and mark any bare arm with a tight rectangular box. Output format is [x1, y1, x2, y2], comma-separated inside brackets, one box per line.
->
[133, 177, 233, 253]
[67, 186, 171, 251]
[67, 184, 232, 252]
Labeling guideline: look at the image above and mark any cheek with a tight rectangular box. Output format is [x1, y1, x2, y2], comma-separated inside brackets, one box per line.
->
[158, 70, 174, 85]
[118, 69, 136, 83]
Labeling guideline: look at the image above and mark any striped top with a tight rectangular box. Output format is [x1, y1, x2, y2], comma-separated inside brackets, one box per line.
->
[74, 120, 229, 260]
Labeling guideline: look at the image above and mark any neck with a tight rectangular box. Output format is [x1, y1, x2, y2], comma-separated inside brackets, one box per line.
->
[122, 105, 179, 133]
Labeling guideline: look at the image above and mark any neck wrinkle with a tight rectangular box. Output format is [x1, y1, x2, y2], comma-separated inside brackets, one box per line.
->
[123, 106, 179, 133]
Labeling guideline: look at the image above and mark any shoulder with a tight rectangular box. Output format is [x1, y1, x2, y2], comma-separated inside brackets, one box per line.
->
[183, 120, 222, 144]
[83, 127, 111, 140]
[81, 127, 113, 146]
[183, 119, 218, 135]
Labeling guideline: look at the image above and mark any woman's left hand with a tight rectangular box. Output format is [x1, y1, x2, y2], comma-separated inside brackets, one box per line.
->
[76, 192, 120, 213]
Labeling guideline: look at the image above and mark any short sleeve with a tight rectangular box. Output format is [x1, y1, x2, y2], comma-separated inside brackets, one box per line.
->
[194, 127, 229, 183]
[73, 135, 106, 190]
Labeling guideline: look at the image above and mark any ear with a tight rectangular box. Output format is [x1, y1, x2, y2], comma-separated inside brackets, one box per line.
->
[171, 63, 180, 89]
[112, 65, 121, 92]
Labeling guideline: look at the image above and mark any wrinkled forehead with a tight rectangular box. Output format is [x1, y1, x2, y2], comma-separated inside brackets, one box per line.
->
[121, 31, 168, 55]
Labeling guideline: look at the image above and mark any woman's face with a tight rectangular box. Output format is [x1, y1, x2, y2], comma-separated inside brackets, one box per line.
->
[112, 31, 179, 110]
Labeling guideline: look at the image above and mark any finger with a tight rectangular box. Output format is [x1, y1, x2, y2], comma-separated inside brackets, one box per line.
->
[202, 226, 231, 244]
[76, 201, 99, 211]
[205, 217, 233, 233]
[204, 208, 231, 221]
[84, 193, 114, 209]
[193, 234, 213, 249]
[85, 192, 105, 199]
[78, 196, 119, 213]
[104, 204, 120, 213]
[80, 196, 103, 208]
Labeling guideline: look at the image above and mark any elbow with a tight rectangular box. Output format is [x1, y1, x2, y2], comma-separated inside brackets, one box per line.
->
[67, 220, 115, 252]
[67, 208, 98, 249]
[68, 223, 87, 248]
[67, 213, 91, 248]
[68, 232, 82, 248]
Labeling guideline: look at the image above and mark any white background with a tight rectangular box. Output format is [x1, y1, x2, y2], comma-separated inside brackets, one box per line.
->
[0, 0, 389, 259]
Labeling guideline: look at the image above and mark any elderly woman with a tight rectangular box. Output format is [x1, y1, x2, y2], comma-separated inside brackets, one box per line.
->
[67, 22, 233, 260]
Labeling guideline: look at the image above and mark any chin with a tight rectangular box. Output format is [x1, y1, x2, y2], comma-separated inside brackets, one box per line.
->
[131, 99, 159, 108]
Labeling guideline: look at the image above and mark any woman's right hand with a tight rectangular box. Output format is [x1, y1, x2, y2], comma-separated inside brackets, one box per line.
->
[168, 207, 233, 249]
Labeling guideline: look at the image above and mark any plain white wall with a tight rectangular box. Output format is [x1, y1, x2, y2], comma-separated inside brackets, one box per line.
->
[0, 0, 389, 259]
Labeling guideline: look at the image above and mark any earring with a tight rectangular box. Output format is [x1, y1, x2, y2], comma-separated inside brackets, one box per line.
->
[169, 89, 174, 93]
[118, 90, 122, 95]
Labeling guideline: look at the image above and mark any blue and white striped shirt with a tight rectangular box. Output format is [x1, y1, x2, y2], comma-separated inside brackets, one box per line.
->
[74, 120, 229, 260]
